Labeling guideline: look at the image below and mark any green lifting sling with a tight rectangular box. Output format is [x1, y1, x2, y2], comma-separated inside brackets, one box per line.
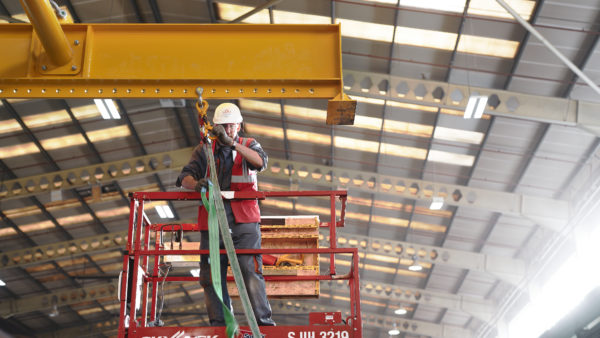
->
[200, 143, 262, 338]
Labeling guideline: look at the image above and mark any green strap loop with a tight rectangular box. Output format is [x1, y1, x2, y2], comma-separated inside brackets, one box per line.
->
[201, 181, 238, 338]
[201, 143, 262, 337]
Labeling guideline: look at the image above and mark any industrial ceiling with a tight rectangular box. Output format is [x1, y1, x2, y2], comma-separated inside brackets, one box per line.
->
[1, 0, 600, 337]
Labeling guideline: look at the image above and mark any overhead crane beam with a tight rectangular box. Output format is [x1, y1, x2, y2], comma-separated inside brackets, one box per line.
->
[0, 21, 356, 123]
[0, 148, 569, 231]
[345, 69, 600, 135]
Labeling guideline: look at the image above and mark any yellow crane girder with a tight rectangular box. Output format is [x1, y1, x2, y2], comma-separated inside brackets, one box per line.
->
[0, 19, 355, 123]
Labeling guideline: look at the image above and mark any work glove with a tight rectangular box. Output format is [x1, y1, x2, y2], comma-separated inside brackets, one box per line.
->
[210, 125, 234, 146]
[194, 178, 210, 192]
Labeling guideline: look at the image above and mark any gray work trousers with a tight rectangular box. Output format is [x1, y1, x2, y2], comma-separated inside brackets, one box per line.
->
[199, 202, 275, 326]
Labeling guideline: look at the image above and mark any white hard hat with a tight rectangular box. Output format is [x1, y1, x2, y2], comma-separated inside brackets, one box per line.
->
[213, 103, 243, 124]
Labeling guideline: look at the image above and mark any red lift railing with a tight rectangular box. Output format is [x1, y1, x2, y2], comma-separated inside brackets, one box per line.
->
[118, 190, 362, 337]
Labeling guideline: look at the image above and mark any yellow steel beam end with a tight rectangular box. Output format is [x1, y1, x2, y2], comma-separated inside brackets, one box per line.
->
[327, 92, 356, 125]
[20, 0, 72, 66]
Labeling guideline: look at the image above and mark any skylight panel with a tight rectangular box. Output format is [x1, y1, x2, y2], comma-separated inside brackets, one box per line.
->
[395, 26, 457, 50]
[468, 0, 535, 20]
[41, 134, 86, 150]
[384, 120, 433, 138]
[354, 96, 386, 105]
[216, 3, 270, 23]
[427, 149, 475, 166]
[345, 211, 370, 222]
[58, 214, 94, 226]
[457, 34, 519, 58]
[400, 0, 466, 13]
[96, 206, 130, 219]
[334, 136, 380, 153]
[434, 126, 484, 144]
[247, 123, 473, 166]
[273, 10, 329, 24]
[0, 126, 131, 159]
[411, 221, 447, 232]
[283, 105, 326, 122]
[387, 100, 440, 113]
[0, 119, 21, 135]
[0, 106, 100, 136]
[23, 110, 71, 128]
[287, 129, 331, 145]
[379, 142, 428, 159]
[239, 99, 281, 115]
[354, 115, 383, 130]
[0, 111, 72, 136]
[71, 104, 102, 119]
[19, 221, 54, 233]
[87, 125, 131, 142]
[217, 3, 520, 58]
[372, 215, 408, 227]
[0, 228, 16, 237]
[365, 253, 399, 264]
[245, 123, 284, 139]
[0, 143, 39, 158]
[366, 0, 466, 13]
[336, 18, 395, 43]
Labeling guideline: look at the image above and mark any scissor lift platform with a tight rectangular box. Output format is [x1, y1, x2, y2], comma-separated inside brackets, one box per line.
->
[118, 190, 362, 338]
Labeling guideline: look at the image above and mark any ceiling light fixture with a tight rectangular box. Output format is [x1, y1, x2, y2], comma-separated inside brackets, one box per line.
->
[394, 307, 407, 315]
[408, 255, 423, 272]
[94, 99, 120, 119]
[388, 323, 400, 335]
[0, 279, 5, 286]
[429, 196, 444, 210]
[464, 95, 488, 119]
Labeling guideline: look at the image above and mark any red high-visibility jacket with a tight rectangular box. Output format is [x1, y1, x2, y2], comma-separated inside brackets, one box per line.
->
[197, 137, 260, 230]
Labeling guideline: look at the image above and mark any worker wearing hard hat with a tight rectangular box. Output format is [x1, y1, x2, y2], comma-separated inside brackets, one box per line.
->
[176, 102, 275, 327]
